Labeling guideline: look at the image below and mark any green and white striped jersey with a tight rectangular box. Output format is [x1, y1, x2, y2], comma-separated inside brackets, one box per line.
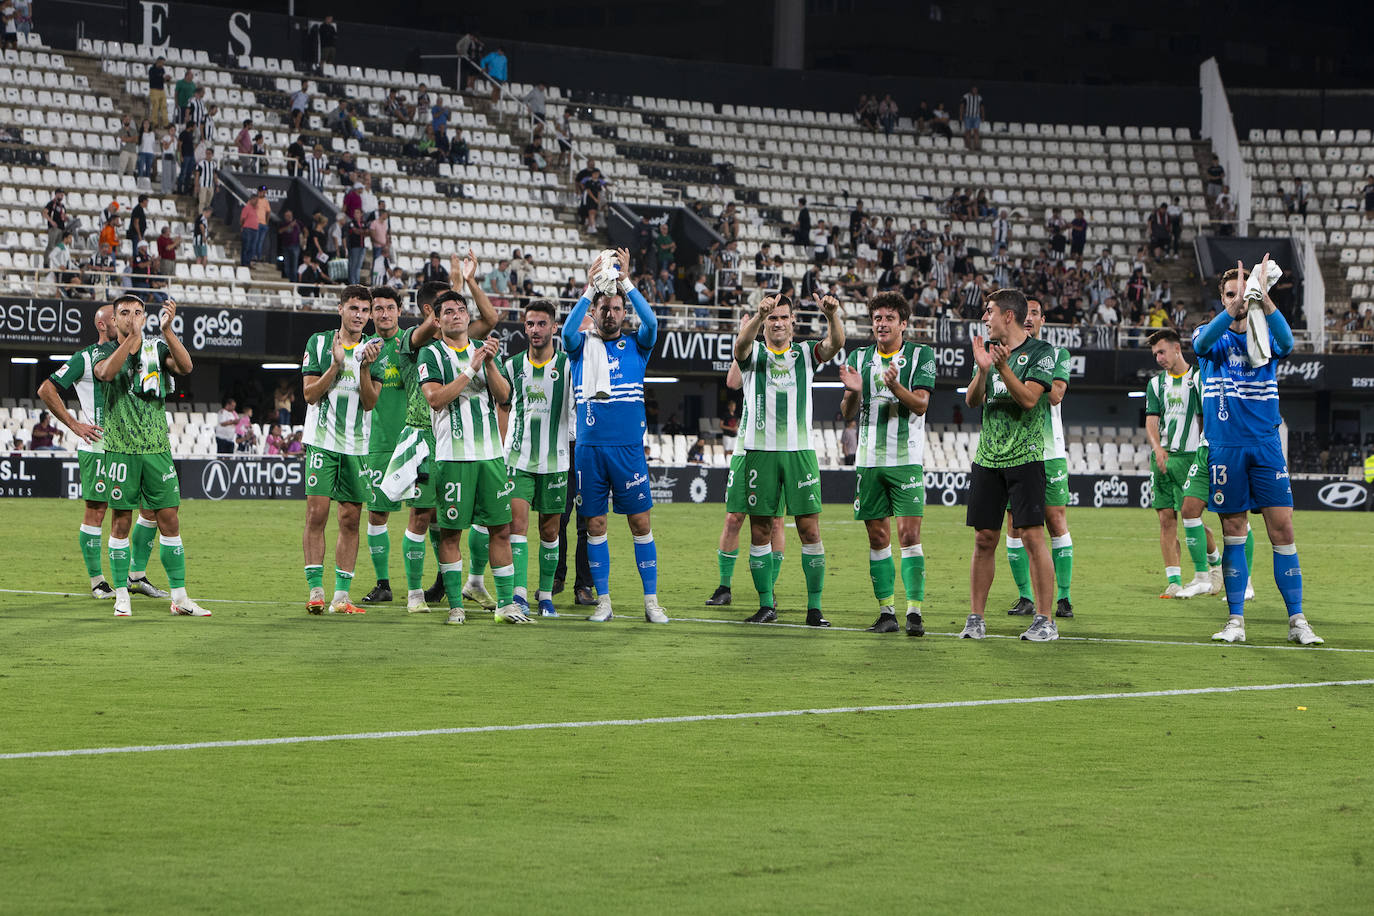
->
[1145, 366, 1202, 453]
[847, 341, 937, 468]
[301, 330, 373, 456]
[1041, 345, 1072, 461]
[736, 339, 819, 452]
[48, 341, 116, 454]
[417, 338, 503, 462]
[501, 350, 572, 473]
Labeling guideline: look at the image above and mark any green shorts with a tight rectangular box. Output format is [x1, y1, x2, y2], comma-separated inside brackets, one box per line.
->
[1183, 445, 1210, 504]
[305, 445, 370, 504]
[79, 451, 110, 503]
[724, 449, 822, 517]
[853, 463, 925, 520]
[366, 450, 402, 513]
[1044, 457, 1070, 507]
[1150, 451, 1195, 511]
[103, 451, 180, 511]
[508, 467, 569, 516]
[434, 457, 512, 530]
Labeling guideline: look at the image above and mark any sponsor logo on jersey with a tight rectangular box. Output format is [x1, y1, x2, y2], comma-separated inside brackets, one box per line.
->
[796, 474, 819, 489]
[624, 472, 648, 490]
[1037, 355, 1055, 371]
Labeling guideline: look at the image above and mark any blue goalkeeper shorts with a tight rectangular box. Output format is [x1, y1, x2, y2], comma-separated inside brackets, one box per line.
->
[1208, 440, 1292, 513]
[575, 443, 653, 516]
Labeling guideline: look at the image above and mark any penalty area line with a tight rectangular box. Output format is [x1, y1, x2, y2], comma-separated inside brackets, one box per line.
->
[3, 678, 1371, 761]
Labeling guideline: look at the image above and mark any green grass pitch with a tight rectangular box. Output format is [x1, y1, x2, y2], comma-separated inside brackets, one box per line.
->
[2, 498, 1372, 914]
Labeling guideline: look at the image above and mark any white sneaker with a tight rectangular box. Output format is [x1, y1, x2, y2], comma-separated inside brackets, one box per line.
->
[495, 604, 532, 624]
[1159, 582, 1183, 599]
[958, 613, 986, 640]
[1211, 616, 1246, 643]
[113, 592, 132, 617]
[644, 602, 669, 624]
[462, 582, 497, 610]
[170, 597, 212, 617]
[1209, 566, 1224, 595]
[1288, 617, 1324, 646]
[407, 594, 431, 614]
[1244, 579, 1255, 601]
[587, 595, 613, 622]
[1177, 576, 1212, 599]
[446, 607, 465, 625]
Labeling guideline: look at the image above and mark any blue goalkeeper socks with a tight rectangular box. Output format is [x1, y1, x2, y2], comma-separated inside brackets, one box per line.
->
[1272, 543, 1303, 617]
[588, 534, 610, 596]
[632, 532, 657, 596]
[1222, 535, 1247, 615]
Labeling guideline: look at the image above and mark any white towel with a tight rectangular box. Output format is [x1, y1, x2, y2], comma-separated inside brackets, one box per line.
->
[580, 329, 612, 402]
[380, 426, 429, 502]
[1243, 260, 1282, 367]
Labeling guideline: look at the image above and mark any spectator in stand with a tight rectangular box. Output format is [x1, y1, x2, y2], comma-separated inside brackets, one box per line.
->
[305, 143, 329, 188]
[523, 83, 547, 121]
[655, 266, 675, 303]
[1146, 299, 1169, 329]
[278, 208, 305, 281]
[578, 171, 601, 233]
[342, 181, 362, 222]
[193, 206, 210, 266]
[48, 232, 77, 295]
[1094, 295, 1120, 327]
[455, 32, 482, 93]
[335, 149, 357, 185]
[326, 212, 345, 259]
[174, 69, 196, 122]
[126, 194, 149, 258]
[479, 47, 508, 101]
[385, 88, 410, 122]
[175, 120, 196, 193]
[235, 118, 254, 170]
[98, 214, 120, 254]
[135, 118, 157, 178]
[448, 128, 469, 166]
[286, 430, 304, 455]
[716, 202, 739, 241]
[147, 56, 168, 128]
[253, 185, 271, 262]
[155, 225, 179, 275]
[203, 102, 219, 144]
[129, 241, 154, 290]
[325, 99, 349, 135]
[368, 206, 390, 279]
[318, 15, 337, 66]
[344, 105, 364, 141]
[686, 438, 705, 465]
[82, 241, 118, 297]
[0, 2, 16, 51]
[185, 86, 207, 133]
[1147, 202, 1172, 259]
[196, 147, 219, 212]
[878, 93, 898, 135]
[239, 189, 261, 267]
[11, 0, 26, 37]
[116, 114, 137, 175]
[158, 124, 176, 193]
[358, 176, 377, 220]
[1168, 299, 1188, 330]
[914, 100, 930, 134]
[235, 407, 257, 454]
[30, 411, 59, 449]
[1204, 154, 1224, 200]
[1152, 278, 1172, 307]
[265, 424, 287, 456]
[1290, 179, 1308, 216]
[345, 208, 367, 284]
[1363, 174, 1374, 221]
[1167, 196, 1183, 255]
[522, 133, 546, 172]
[305, 212, 328, 263]
[931, 101, 952, 138]
[286, 134, 306, 177]
[42, 188, 66, 255]
[959, 85, 984, 150]
[856, 94, 877, 131]
[419, 251, 448, 286]
[296, 257, 326, 297]
[482, 258, 511, 313]
[720, 401, 739, 438]
[1069, 208, 1088, 258]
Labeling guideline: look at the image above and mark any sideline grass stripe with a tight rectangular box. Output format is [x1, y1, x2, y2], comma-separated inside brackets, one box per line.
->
[4, 679, 1370, 761]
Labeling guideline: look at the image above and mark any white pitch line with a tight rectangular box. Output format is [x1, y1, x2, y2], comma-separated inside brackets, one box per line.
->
[3, 679, 1370, 761]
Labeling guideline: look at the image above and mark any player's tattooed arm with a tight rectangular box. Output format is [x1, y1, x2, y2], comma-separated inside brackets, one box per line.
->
[813, 294, 845, 363]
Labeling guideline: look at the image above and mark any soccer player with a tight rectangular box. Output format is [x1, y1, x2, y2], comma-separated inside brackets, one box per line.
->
[1144, 327, 1231, 600]
[1194, 257, 1322, 645]
[729, 293, 844, 627]
[560, 249, 668, 623]
[38, 304, 168, 600]
[704, 362, 785, 608]
[960, 288, 1060, 641]
[1003, 299, 1075, 619]
[418, 289, 526, 625]
[839, 291, 936, 635]
[91, 295, 208, 618]
[499, 298, 573, 619]
[301, 285, 382, 615]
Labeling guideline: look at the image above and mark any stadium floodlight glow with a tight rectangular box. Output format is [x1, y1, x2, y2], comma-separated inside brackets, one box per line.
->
[11, 356, 38, 364]
[643, 376, 679, 383]
[1127, 390, 1147, 398]
[48, 354, 72, 361]
[261, 363, 299, 370]
[956, 386, 969, 394]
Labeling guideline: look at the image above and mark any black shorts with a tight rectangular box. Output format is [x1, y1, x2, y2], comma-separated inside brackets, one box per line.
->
[966, 461, 1046, 531]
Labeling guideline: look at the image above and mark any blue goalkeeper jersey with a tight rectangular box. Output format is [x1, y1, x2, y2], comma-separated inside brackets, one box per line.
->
[562, 285, 659, 447]
[1191, 309, 1291, 448]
